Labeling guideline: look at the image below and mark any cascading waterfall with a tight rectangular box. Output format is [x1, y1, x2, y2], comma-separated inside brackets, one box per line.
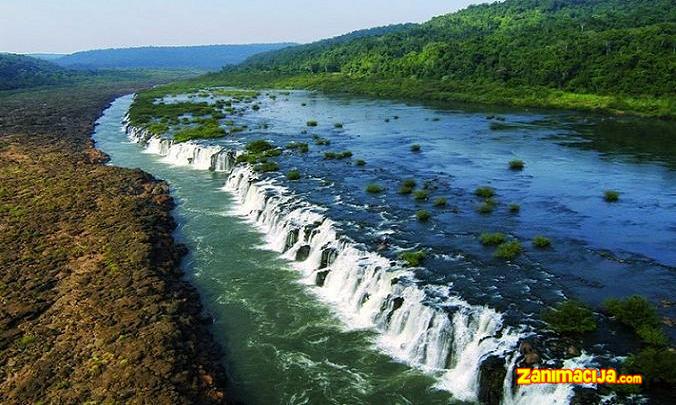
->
[124, 119, 591, 404]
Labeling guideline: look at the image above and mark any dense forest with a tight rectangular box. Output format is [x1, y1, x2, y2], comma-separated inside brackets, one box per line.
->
[54, 44, 295, 70]
[234, 0, 675, 102]
[0, 54, 79, 90]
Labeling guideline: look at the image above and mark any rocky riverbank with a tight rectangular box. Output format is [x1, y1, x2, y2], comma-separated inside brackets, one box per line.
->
[0, 83, 229, 403]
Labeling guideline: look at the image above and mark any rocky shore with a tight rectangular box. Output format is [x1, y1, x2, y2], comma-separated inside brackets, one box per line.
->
[0, 83, 229, 403]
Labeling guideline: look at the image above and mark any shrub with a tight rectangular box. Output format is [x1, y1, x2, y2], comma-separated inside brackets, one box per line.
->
[399, 250, 426, 267]
[355, 159, 366, 166]
[254, 162, 279, 173]
[604, 295, 661, 331]
[533, 236, 551, 249]
[366, 184, 384, 193]
[477, 200, 496, 214]
[246, 139, 274, 153]
[334, 122, 343, 128]
[307, 120, 318, 127]
[338, 151, 353, 159]
[399, 179, 416, 195]
[509, 160, 525, 170]
[324, 152, 337, 160]
[542, 300, 597, 334]
[636, 325, 668, 346]
[475, 186, 495, 199]
[18, 335, 36, 348]
[314, 137, 330, 145]
[604, 190, 620, 202]
[286, 170, 301, 181]
[411, 144, 421, 152]
[494, 241, 522, 260]
[623, 348, 676, 387]
[433, 197, 447, 207]
[414, 190, 430, 201]
[480, 232, 507, 246]
[416, 210, 431, 222]
[509, 203, 521, 213]
[286, 142, 309, 153]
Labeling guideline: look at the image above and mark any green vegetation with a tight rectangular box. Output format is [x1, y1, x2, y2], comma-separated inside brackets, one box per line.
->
[604, 190, 621, 202]
[313, 136, 331, 145]
[477, 199, 497, 214]
[399, 250, 426, 267]
[286, 169, 301, 180]
[604, 295, 667, 345]
[416, 210, 431, 222]
[410, 144, 421, 152]
[306, 120, 318, 127]
[509, 203, 521, 213]
[355, 159, 366, 166]
[542, 300, 597, 334]
[217, 0, 675, 118]
[286, 141, 309, 153]
[399, 179, 417, 195]
[324, 151, 352, 160]
[413, 190, 430, 201]
[172, 122, 226, 142]
[334, 122, 343, 128]
[475, 186, 495, 199]
[509, 160, 525, 171]
[254, 161, 280, 173]
[479, 232, 507, 246]
[622, 347, 676, 388]
[433, 197, 447, 207]
[532, 236, 552, 249]
[366, 183, 384, 193]
[494, 241, 522, 260]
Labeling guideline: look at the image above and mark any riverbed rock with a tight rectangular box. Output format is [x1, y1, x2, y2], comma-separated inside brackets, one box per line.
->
[295, 245, 311, 262]
[479, 355, 507, 405]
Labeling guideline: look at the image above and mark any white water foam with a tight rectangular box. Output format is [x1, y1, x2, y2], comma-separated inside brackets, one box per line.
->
[125, 120, 588, 404]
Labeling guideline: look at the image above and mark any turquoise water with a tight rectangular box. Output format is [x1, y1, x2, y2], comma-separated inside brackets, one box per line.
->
[94, 95, 453, 404]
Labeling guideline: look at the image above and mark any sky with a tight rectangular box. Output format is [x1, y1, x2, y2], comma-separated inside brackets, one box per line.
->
[0, 0, 488, 54]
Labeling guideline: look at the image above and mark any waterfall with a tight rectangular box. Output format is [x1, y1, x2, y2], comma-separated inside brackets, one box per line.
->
[124, 124, 236, 172]
[124, 120, 589, 404]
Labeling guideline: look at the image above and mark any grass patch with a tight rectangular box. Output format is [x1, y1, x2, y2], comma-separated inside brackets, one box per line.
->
[604, 190, 620, 202]
[532, 236, 552, 249]
[479, 232, 507, 246]
[399, 179, 416, 194]
[399, 250, 426, 267]
[172, 123, 226, 143]
[494, 241, 522, 260]
[416, 210, 431, 222]
[286, 169, 301, 181]
[366, 184, 384, 194]
[477, 199, 497, 214]
[254, 161, 280, 173]
[413, 189, 430, 201]
[324, 151, 352, 160]
[475, 186, 495, 199]
[509, 159, 525, 170]
[286, 142, 309, 153]
[433, 197, 447, 207]
[542, 300, 597, 334]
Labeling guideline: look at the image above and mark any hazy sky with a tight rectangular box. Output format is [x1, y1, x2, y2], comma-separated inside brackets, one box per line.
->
[0, 0, 488, 54]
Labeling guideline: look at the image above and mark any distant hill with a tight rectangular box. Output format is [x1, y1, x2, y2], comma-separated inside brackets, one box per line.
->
[235, 0, 675, 99]
[0, 54, 76, 90]
[29, 53, 67, 61]
[54, 44, 296, 70]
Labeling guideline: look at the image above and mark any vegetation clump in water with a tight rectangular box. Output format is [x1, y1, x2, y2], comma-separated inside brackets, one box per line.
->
[286, 169, 301, 180]
[366, 184, 384, 193]
[416, 209, 431, 221]
[542, 300, 597, 334]
[399, 250, 426, 267]
[532, 236, 552, 248]
[494, 241, 522, 259]
[398, 179, 416, 194]
[604, 190, 620, 202]
[480, 232, 507, 246]
[509, 159, 525, 170]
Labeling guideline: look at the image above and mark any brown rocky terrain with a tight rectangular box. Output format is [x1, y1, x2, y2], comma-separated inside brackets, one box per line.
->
[0, 81, 229, 403]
